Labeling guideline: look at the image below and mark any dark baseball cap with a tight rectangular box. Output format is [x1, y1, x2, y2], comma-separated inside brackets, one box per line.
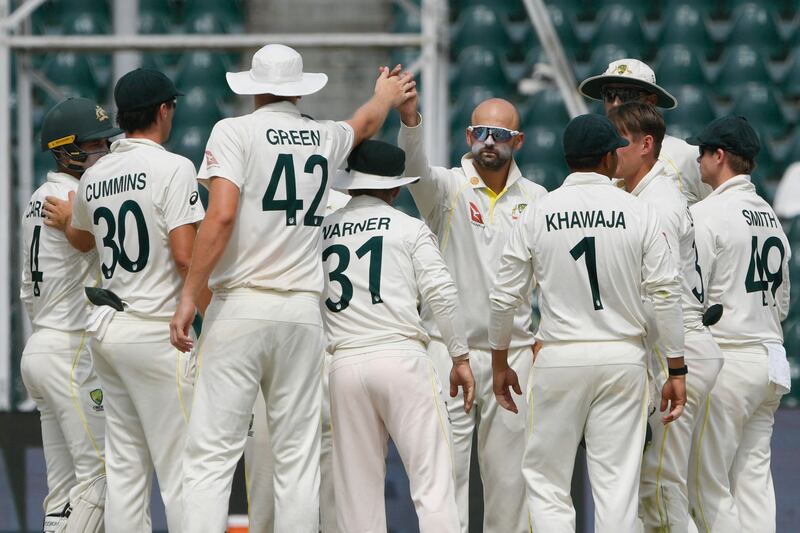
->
[114, 68, 183, 112]
[686, 115, 760, 160]
[563, 113, 629, 158]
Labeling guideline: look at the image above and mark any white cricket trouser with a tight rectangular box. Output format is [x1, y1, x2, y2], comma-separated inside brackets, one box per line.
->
[427, 339, 532, 533]
[330, 343, 459, 533]
[90, 314, 194, 533]
[183, 290, 324, 533]
[688, 345, 783, 533]
[20, 328, 106, 518]
[639, 330, 723, 532]
[525, 340, 648, 533]
[244, 354, 337, 533]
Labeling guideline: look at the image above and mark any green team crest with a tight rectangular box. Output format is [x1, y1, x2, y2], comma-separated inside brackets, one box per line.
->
[90, 389, 103, 406]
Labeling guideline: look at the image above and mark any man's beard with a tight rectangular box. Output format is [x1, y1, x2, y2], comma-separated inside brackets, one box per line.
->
[472, 143, 512, 170]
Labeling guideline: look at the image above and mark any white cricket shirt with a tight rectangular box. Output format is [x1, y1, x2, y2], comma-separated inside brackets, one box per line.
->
[398, 118, 547, 350]
[322, 194, 468, 358]
[660, 134, 711, 205]
[200, 101, 354, 295]
[489, 172, 684, 360]
[629, 160, 706, 333]
[21, 171, 100, 331]
[691, 175, 791, 346]
[71, 138, 205, 318]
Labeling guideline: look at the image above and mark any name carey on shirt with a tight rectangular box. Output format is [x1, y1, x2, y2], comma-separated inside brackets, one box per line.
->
[85, 173, 146, 201]
[25, 199, 45, 219]
[545, 209, 627, 232]
[323, 217, 391, 240]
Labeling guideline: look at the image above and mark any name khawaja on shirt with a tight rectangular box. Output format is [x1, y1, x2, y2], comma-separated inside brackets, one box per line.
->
[323, 217, 391, 240]
[545, 210, 627, 232]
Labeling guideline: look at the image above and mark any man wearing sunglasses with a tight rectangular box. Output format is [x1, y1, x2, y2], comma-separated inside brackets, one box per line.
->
[580, 59, 711, 205]
[398, 91, 546, 533]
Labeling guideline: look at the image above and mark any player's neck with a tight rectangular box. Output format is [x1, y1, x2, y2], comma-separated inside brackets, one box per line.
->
[623, 159, 656, 193]
[708, 168, 740, 190]
[125, 129, 164, 145]
[476, 162, 511, 195]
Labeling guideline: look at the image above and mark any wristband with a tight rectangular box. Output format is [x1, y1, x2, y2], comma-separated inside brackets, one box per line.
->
[668, 365, 688, 377]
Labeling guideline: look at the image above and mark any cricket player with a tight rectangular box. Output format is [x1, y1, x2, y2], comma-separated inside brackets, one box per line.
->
[608, 102, 724, 532]
[22, 98, 118, 533]
[169, 44, 415, 533]
[52, 69, 205, 532]
[322, 140, 475, 533]
[243, 189, 350, 533]
[490, 114, 687, 533]
[398, 92, 546, 532]
[687, 116, 791, 533]
[580, 58, 711, 204]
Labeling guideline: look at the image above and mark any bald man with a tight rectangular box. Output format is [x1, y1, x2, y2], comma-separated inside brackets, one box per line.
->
[398, 94, 547, 532]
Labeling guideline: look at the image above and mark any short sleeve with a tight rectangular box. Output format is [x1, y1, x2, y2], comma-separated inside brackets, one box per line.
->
[71, 180, 92, 231]
[162, 158, 206, 232]
[323, 120, 355, 171]
[202, 119, 246, 189]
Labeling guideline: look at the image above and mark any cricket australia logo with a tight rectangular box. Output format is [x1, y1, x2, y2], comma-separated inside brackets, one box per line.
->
[95, 106, 109, 122]
[616, 64, 629, 75]
[511, 203, 528, 221]
[90, 389, 104, 412]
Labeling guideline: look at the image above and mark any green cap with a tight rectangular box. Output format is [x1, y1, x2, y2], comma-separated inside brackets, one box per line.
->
[114, 68, 183, 112]
[40, 97, 122, 152]
[346, 140, 406, 176]
[562, 113, 629, 158]
[686, 115, 760, 160]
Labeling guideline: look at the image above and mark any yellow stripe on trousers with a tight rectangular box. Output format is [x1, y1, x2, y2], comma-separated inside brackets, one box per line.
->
[69, 332, 105, 465]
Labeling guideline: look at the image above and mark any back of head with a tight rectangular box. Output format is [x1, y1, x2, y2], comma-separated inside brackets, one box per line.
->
[562, 113, 629, 174]
[607, 101, 666, 158]
[114, 68, 182, 133]
[686, 115, 760, 177]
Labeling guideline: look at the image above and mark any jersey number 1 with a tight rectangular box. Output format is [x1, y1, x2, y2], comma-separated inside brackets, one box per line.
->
[323, 236, 384, 312]
[570, 236, 604, 310]
[262, 153, 328, 226]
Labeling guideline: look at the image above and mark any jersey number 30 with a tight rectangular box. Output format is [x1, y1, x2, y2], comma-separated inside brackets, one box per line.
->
[323, 236, 384, 313]
[93, 200, 150, 279]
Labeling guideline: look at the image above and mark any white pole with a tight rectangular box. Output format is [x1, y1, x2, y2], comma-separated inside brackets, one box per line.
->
[113, 0, 139, 84]
[8, 32, 425, 51]
[0, 0, 12, 410]
[17, 53, 33, 347]
[521, 0, 587, 118]
[420, 0, 442, 165]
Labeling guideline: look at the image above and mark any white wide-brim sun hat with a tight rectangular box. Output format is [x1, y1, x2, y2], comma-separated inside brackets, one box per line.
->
[332, 170, 419, 192]
[579, 58, 677, 109]
[226, 43, 328, 96]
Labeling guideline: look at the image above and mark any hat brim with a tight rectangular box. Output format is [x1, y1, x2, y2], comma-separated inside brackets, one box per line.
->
[579, 75, 677, 109]
[225, 71, 328, 96]
[332, 170, 419, 192]
[83, 126, 124, 142]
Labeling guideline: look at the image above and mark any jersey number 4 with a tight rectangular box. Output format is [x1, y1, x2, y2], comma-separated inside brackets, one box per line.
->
[30, 225, 44, 297]
[263, 153, 328, 226]
[323, 236, 384, 313]
[93, 200, 150, 279]
[745, 235, 785, 306]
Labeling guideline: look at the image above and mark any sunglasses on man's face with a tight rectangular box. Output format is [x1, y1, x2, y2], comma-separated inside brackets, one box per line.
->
[468, 125, 520, 143]
[600, 86, 648, 104]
